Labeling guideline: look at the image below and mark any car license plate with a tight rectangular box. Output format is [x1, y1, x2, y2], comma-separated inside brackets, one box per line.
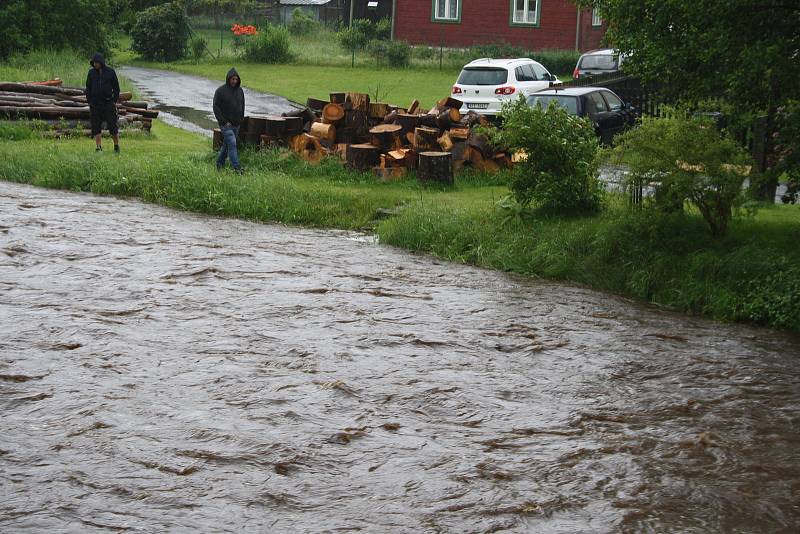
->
[467, 103, 489, 109]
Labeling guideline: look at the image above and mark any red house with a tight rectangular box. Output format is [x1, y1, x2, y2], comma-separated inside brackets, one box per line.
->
[392, 0, 606, 51]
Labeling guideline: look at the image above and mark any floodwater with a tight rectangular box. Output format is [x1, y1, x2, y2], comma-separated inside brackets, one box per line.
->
[2, 180, 799, 532]
[120, 66, 303, 136]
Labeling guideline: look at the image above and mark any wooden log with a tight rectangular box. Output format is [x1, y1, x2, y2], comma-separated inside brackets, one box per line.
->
[346, 143, 380, 170]
[265, 116, 287, 138]
[0, 82, 84, 97]
[468, 132, 494, 158]
[118, 92, 133, 102]
[282, 107, 316, 132]
[244, 132, 261, 146]
[283, 116, 303, 136]
[418, 151, 454, 185]
[437, 96, 463, 110]
[310, 121, 336, 143]
[405, 148, 419, 169]
[322, 103, 345, 124]
[124, 101, 149, 109]
[369, 123, 403, 150]
[124, 107, 159, 119]
[306, 97, 328, 111]
[449, 126, 470, 140]
[344, 109, 370, 141]
[437, 131, 454, 152]
[418, 113, 439, 129]
[289, 133, 326, 164]
[333, 143, 349, 160]
[246, 115, 268, 136]
[0, 105, 90, 120]
[414, 126, 440, 151]
[395, 113, 420, 136]
[330, 92, 346, 104]
[335, 126, 358, 144]
[369, 102, 390, 119]
[407, 99, 420, 115]
[436, 108, 461, 130]
[346, 92, 370, 112]
[387, 148, 409, 161]
[382, 110, 398, 125]
[260, 134, 281, 148]
[450, 141, 468, 162]
[405, 132, 415, 145]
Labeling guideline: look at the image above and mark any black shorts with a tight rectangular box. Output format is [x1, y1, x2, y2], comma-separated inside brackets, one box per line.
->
[90, 101, 119, 136]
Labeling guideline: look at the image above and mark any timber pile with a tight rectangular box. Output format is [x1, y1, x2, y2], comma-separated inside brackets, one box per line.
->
[226, 91, 509, 182]
[0, 79, 158, 136]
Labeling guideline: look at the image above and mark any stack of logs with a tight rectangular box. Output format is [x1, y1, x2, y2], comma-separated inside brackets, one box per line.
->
[0, 79, 158, 136]
[214, 91, 510, 184]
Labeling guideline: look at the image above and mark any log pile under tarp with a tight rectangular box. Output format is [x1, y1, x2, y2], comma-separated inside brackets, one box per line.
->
[0, 79, 158, 136]
[223, 90, 510, 182]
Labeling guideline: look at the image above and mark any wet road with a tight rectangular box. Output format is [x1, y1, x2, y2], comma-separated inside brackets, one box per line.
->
[1, 180, 799, 533]
[120, 66, 302, 136]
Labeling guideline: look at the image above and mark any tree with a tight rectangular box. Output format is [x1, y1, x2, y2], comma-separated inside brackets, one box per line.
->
[130, 1, 191, 61]
[0, 0, 117, 60]
[579, 0, 800, 199]
[188, 0, 254, 29]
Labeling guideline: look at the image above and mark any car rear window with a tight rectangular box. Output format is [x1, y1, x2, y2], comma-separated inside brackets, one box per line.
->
[457, 67, 508, 86]
[578, 54, 617, 70]
[527, 95, 579, 115]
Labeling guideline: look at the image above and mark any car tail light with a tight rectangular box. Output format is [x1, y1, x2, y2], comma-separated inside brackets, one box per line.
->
[452, 86, 463, 94]
[494, 86, 516, 95]
[573, 68, 580, 79]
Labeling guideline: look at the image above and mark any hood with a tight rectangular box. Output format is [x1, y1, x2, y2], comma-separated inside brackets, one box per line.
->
[90, 52, 106, 68]
[225, 68, 241, 88]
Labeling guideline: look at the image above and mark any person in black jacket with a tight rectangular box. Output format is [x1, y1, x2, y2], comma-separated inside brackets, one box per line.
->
[213, 68, 245, 173]
[85, 53, 121, 153]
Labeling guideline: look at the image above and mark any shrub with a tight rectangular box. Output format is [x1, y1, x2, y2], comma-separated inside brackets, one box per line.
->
[412, 46, 435, 60]
[243, 24, 292, 63]
[337, 25, 369, 66]
[528, 49, 581, 76]
[287, 7, 318, 35]
[190, 36, 208, 61]
[130, 2, 190, 61]
[490, 98, 602, 213]
[366, 39, 388, 66]
[386, 40, 411, 68]
[375, 17, 392, 40]
[613, 109, 752, 237]
[351, 19, 375, 40]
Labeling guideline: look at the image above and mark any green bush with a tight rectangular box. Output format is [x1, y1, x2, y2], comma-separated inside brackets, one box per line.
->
[243, 24, 293, 63]
[412, 46, 435, 60]
[490, 98, 602, 213]
[337, 25, 369, 66]
[351, 19, 375, 40]
[375, 17, 392, 40]
[366, 39, 388, 66]
[614, 109, 752, 237]
[0, 0, 115, 60]
[528, 49, 581, 76]
[130, 2, 190, 61]
[190, 36, 208, 61]
[287, 7, 318, 35]
[386, 40, 411, 68]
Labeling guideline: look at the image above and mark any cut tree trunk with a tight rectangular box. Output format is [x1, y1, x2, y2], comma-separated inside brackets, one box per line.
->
[322, 103, 345, 124]
[436, 108, 461, 130]
[395, 113, 420, 135]
[283, 116, 304, 136]
[418, 151, 454, 185]
[437, 96, 463, 110]
[310, 121, 336, 143]
[265, 116, 287, 138]
[369, 102, 390, 119]
[346, 92, 370, 112]
[289, 133, 326, 164]
[407, 99, 420, 115]
[369, 123, 403, 150]
[437, 131, 454, 151]
[414, 126, 440, 151]
[344, 109, 370, 141]
[346, 143, 380, 171]
[306, 97, 328, 111]
[329, 92, 346, 104]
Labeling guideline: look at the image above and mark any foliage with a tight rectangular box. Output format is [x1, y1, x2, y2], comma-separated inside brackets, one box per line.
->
[385, 41, 412, 68]
[579, 0, 800, 198]
[351, 19, 376, 40]
[374, 17, 392, 40]
[243, 24, 293, 63]
[613, 109, 752, 237]
[0, 0, 116, 60]
[490, 98, 602, 213]
[288, 7, 319, 35]
[130, 2, 191, 62]
[773, 101, 800, 204]
[463, 44, 579, 75]
[337, 26, 369, 53]
[190, 36, 208, 61]
[412, 46, 435, 61]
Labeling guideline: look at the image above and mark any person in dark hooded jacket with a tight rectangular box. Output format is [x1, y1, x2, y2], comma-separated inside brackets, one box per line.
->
[213, 68, 245, 172]
[85, 52, 121, 152]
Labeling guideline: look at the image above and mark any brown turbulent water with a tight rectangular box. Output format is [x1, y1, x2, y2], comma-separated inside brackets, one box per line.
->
[1, 181, 799, 533]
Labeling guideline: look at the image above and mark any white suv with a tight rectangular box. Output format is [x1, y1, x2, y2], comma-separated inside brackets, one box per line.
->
[452, 58, 560, 116]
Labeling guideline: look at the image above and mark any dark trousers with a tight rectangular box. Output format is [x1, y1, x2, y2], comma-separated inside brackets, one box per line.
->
[90, 101, 119, 136]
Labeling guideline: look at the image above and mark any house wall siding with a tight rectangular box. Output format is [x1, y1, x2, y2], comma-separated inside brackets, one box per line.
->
[394, 0, 603, 51]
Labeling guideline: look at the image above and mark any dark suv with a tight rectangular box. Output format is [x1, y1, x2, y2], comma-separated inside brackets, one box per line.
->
[527, 87, 638, 145]
[573, 49, 625, 79]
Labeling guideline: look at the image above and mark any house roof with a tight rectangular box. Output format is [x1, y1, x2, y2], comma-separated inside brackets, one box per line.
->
[279, 0, 331, 5]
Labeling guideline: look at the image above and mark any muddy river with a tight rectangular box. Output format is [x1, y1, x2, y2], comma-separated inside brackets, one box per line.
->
[1, 180, 799, 533]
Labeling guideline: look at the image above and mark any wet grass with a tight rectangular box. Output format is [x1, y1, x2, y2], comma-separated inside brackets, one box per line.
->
[0, 120, 799, 331]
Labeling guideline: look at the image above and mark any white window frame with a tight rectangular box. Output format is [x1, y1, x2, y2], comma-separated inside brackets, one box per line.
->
[592, 8, 602, 27]
[512, 0, 540, 26]
[433, 0, 460, 22]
